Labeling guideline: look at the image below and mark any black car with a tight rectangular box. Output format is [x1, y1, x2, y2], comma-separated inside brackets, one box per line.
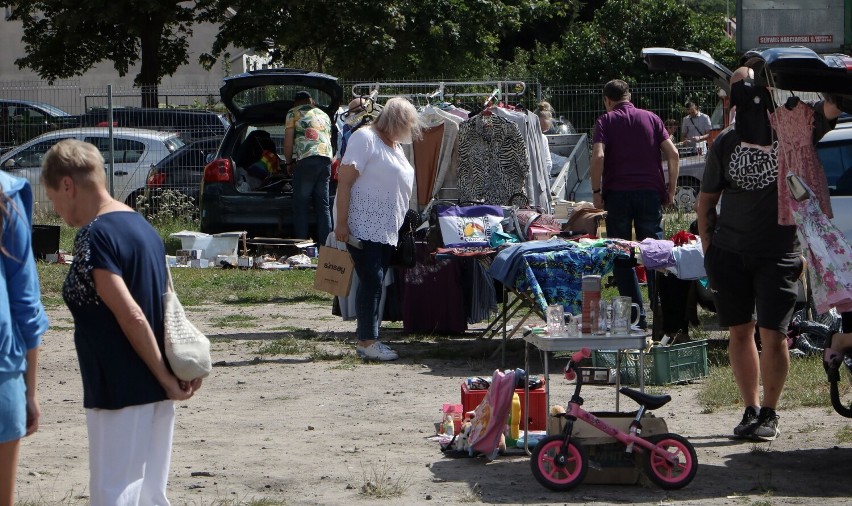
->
[79, 107, 229, 144]
[143, 137, 222, 212]
[0, 99, 80, 153]
[199, 69, 343, 239]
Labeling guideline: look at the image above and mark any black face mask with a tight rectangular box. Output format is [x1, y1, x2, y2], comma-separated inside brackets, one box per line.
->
[731, 79, 775, 146]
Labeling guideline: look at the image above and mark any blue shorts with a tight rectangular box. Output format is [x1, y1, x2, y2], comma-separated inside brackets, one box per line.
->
[0, 373, 26, 443]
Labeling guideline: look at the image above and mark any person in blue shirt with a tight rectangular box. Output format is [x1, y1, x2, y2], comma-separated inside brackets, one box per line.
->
[41, 139, 201, 505]
[0, 171, 49, 506]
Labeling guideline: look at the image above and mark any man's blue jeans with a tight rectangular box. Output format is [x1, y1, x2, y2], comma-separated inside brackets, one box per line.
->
[348, 240, 394, 342]
[604, 190, 663, 329]
[292, 155, 332, 242]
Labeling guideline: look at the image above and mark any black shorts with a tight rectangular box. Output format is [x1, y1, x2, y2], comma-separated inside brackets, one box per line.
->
[704, 244, 804, 333]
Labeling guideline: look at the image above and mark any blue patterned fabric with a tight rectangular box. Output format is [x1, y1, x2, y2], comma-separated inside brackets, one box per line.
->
[513, 245, 625, 315]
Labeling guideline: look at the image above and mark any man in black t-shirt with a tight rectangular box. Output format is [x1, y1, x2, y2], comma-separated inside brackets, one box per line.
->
[697, 64, 841, 441]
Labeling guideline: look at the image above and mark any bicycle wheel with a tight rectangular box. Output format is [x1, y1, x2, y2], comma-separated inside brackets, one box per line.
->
[530, 435, 588, 491]
[640, 433, 698, 489]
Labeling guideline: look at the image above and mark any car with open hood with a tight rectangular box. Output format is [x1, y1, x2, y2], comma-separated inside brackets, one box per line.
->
[642, 46, 852, 240]
[199, 69, 343, 239]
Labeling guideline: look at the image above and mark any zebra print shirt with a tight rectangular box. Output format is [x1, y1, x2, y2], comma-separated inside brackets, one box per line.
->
[457, 114, 530, 205]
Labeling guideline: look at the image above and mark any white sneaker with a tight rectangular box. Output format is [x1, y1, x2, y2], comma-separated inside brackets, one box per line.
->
[356, 341, 399, 361]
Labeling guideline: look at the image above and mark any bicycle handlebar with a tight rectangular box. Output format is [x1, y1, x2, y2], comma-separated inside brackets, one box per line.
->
[572, 348, 591, 363]
[563, 347, 591, 381]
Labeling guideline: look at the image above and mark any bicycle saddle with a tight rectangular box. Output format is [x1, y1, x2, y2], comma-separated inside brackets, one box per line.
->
[618, 388, 672, 410]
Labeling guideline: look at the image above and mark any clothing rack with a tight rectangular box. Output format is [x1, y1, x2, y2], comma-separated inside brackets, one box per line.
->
[349, 80, 527, 104]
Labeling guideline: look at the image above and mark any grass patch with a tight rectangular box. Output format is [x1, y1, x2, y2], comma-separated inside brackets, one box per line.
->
[663, 208, 697, 238]
[456, 483, 483, 503]
[256, 334, 344, 362]
[212, 314, 260, 328]
[836, 425, 852, 443]
[38, 262, 333, 308]
[35, 219, 333, 308]
[357, 461, 409, 499]
[699, 355, 845, 412]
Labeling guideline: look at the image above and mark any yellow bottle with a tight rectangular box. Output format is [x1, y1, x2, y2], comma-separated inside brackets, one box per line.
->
[509, 392, 521, 440]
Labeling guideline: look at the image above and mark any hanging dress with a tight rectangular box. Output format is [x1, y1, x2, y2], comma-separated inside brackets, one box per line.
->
[770, 102, 833, 226]
[789, 177, 852, 314]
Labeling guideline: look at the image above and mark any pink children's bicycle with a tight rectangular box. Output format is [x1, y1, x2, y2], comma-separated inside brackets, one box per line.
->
[530, 347, 698, 491]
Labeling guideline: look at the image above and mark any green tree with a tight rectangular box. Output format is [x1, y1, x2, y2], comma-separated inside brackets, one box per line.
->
[8, 0, 197, 107]
[684, 0, 731, 17]
[196, 0, 578, 81]
[539, 0, 736, 84]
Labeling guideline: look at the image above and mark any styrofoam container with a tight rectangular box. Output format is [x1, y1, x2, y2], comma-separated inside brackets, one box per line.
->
[170, 231, 245, 261]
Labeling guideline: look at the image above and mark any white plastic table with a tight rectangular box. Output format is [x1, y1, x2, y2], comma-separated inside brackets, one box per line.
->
[521, 331, 650, 453]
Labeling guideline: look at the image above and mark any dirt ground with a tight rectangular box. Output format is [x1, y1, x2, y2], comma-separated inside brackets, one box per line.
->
[15, 300, 852, 506]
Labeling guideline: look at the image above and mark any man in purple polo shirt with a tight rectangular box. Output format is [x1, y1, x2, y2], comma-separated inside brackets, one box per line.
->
[591, 79, 679, 329]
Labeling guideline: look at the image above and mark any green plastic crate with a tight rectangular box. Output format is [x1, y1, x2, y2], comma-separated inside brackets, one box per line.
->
[591, 339, 709, 386]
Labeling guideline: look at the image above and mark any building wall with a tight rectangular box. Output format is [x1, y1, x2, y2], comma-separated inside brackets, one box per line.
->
[0, 14, 252, 112]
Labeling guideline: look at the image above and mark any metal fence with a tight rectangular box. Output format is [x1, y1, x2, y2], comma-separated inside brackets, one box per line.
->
[0, 78, 723, 222]
[542, 80, 724, 137]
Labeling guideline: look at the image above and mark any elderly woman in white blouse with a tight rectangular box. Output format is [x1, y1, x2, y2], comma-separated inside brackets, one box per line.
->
[334, 97, 422, 361]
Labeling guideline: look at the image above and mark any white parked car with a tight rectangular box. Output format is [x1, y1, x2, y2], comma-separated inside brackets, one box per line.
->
[0, 127, 185, 212]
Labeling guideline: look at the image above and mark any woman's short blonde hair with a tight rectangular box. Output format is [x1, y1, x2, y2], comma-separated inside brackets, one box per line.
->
[373, 97, 422, 143]
[41, 139, 106, 190]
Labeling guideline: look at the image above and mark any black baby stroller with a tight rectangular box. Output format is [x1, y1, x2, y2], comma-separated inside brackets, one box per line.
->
[787, 311, 852, 418]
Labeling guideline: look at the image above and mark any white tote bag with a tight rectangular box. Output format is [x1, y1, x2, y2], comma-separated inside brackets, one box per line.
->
[163, 262, 212, 381]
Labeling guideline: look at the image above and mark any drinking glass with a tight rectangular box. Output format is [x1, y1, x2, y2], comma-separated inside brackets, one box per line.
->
[546, 304, 565, 337]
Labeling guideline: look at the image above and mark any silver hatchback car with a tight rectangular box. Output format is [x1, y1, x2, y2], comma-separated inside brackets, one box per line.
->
[0, 127, 185, 212]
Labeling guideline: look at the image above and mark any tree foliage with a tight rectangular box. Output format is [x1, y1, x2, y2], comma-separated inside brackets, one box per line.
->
[6, 0, 736, 105]
[530, 0, 737, 84]
[196, 0, 579, 81]
[8, 0, 196, 106]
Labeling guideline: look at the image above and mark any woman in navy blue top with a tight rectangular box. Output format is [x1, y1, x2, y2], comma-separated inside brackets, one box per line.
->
[42, 139, 202, 505]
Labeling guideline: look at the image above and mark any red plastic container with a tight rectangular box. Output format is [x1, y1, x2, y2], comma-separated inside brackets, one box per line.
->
[460, 380, 548, 431]
[635, 265, 647, 284]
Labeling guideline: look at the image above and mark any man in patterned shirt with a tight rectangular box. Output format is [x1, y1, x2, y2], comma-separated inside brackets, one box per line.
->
[284, 90, 334, 242]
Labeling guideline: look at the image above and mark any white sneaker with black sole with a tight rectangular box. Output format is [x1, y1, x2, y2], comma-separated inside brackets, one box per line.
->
[356, 341, 399, 361]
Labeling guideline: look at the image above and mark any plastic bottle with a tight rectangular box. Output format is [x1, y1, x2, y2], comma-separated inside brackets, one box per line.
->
[581, 275, 601, 334]
[509, 392, 521, 441]
[443, 414, 455, 436]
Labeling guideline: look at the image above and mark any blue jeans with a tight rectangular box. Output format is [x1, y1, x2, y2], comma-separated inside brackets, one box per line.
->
[348, 240, 394, 342]
[604, 190, 663, 328]
[292, 155, 332, 242]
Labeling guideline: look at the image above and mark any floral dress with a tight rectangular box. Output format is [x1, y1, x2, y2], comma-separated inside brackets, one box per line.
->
[790, 178, 852, 314]
[770, 102, 833, 226]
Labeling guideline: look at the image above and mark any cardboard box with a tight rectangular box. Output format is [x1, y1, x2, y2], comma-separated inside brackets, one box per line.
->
[460, 381, 548, 431]
[547, 412, 668, 485]
[580, 367, 613, 385]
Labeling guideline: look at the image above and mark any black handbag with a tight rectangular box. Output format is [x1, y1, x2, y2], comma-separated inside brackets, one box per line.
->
[390, 209, 421, 268]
